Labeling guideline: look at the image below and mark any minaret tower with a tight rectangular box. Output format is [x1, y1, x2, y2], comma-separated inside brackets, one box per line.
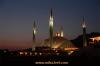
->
[82, 17, 87, 47]
[49, 8, 54, 48]
[32, 21, 37, 51]
[60, 26, 64, 37]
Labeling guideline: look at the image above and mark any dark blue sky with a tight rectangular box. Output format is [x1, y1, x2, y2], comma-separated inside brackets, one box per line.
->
[0, 0, 100, 49]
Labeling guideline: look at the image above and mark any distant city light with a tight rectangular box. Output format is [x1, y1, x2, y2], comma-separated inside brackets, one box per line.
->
[4, 50, 7, 53]
[68, 51, 74, 55]
[30, 52, 32, 56]
[25, 52, 28, 55]
[20, 52, 24, 55]
[90, 36, 100, 44]
[35, 52, 37, 55]
[39, 53, 42, 55]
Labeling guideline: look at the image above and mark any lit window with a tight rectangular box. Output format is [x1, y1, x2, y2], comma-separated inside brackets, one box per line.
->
[61, 32, 64, 37]
[58, 33, 60, 37]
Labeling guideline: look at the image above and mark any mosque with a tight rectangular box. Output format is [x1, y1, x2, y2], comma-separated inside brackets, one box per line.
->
[32, 9, 88, 51]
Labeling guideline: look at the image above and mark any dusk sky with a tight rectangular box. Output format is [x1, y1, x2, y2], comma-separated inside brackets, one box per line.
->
[0, 0, 100, 50]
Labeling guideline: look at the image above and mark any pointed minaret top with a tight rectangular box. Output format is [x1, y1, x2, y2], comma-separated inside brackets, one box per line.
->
[33, 20, 36, 28]
[50, 8, 53, 17]
[33, 20, 37, 34]
[83, 16, 85, 22]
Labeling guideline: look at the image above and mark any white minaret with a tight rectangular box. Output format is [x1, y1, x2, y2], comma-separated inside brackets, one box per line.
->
[32, 21, 37, 51]
[49, 8, 54, 48]
[82, 16, 87, 47]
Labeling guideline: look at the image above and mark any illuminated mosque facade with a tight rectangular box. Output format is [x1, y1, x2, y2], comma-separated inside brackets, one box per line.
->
[32, 9, 90, 51]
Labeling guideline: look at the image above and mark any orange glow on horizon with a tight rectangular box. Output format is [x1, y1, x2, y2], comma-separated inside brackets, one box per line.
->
[90, 36, 100, 41]
[90, 36, 100, 44]
[64, 48, 78, 51]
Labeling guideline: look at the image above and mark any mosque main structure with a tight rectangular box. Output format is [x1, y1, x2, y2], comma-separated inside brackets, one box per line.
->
[32, 9, 80, 51]
[44, 9, 77, 50]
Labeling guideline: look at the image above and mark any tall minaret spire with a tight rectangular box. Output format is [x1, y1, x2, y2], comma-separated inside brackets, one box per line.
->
[82, 16, 87, 47]
[49, 8, 54, 48]
[32, 20, 37, 51]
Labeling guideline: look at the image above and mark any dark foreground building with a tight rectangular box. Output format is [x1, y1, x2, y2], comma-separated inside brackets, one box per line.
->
[1, 44, 100, 65]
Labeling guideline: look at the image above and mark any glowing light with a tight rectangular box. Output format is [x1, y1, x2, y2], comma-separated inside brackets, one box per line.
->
[61, 31, 64, 37]
[33, 27, 37, 35]
[20, 52, 23, 55]
[25, 52, 28, 55]
[39, 53, 42, 55]
[68, 51, 74, 55]
[95, 36, 100, 41]
[49, 16, 53, 27]
[82, 24, 86, 28]
[35, 52, 37, 55]
[55, 32, 62, 37]
[30, 52, 32, 56]
[52, 43, 61, 48]
[55, 32, 63, 37]
[90, 36, 100, 44]
[58, 33, 60, 37]
[49, 21, 53, 27]
[90, 38, 95, 42]
[90, 36, 100, 41]
[64, 48, 78, 51]
[34, 29, 36, 34]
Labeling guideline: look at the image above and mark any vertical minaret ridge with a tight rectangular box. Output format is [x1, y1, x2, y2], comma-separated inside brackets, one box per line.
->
[32, 21, 37, 51]
[82, 17, 87, 47]
[49, 8, 54, 48]
[60, 26, 64, 37]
